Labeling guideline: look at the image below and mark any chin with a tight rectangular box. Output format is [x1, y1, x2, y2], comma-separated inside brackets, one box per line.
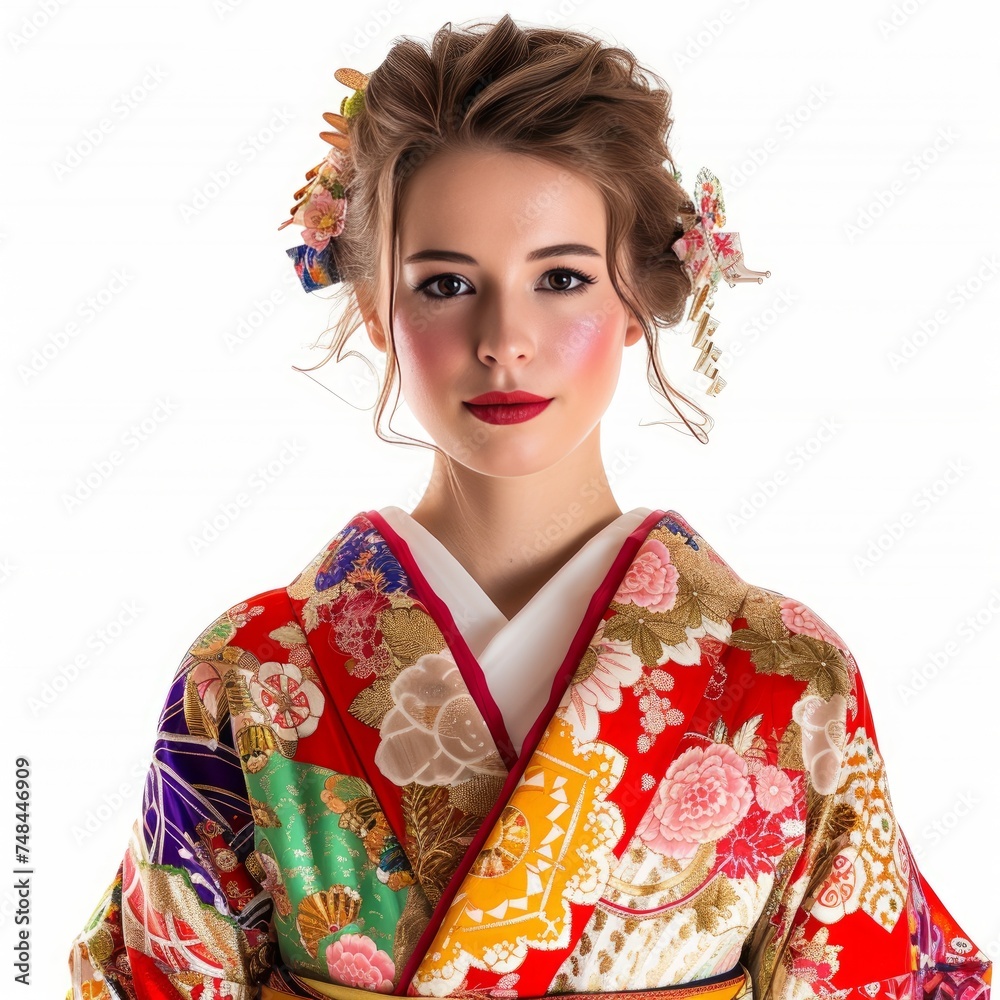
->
[448, 442, 563, 479]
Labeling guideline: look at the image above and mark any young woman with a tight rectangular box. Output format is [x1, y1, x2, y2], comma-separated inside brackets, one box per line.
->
[68, 15, 991, 1000]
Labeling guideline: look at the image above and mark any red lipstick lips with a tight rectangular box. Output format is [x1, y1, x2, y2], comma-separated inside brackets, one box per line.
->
[463, 390, 553, 425]
[465, 390, 549, 404]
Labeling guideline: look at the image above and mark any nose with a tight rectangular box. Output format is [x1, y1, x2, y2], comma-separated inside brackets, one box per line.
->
[474, 291, 535, 367]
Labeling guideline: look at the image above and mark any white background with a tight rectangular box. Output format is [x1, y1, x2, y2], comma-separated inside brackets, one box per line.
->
[3, 0, 999, 994]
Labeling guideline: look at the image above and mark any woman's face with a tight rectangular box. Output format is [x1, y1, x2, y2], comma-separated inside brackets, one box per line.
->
[367, 146, 644, 478]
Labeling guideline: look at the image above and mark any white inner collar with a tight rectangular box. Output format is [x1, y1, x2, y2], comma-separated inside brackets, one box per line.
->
[376, 505, 654, 752]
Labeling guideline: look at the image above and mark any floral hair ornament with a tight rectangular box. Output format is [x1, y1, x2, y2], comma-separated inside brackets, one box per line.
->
[278, 77, 769, 399]
[671, 167, 771, 396]
[277, 67, 369, 292]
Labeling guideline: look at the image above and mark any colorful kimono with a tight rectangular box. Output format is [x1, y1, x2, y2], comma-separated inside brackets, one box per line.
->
[67, 508, 992, 1000]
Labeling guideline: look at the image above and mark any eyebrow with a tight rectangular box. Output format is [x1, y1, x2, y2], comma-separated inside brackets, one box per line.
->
[402, 242, 602, 265]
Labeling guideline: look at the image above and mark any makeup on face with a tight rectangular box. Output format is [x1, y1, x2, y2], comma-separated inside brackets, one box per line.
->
[388, 148, 642, 474]
[463, 390, 554, 424]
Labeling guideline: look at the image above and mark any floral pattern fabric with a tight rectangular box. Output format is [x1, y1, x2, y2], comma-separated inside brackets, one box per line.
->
[67, 510, 991, 1000]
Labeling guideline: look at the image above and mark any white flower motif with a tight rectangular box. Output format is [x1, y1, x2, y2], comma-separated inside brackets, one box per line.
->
[781, 817, 806, 839]
[564, 633, 643, 742]
[791, 692, 847, 795]
[375, 652, 506, 786]
[249, 661, 324, 739]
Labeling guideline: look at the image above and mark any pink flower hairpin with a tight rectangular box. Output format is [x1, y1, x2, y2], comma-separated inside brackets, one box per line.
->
[671, 167, 771, 395]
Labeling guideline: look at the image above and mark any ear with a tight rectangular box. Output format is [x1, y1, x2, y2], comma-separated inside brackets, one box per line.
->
[363, 310, 388, 353]
[623, 307, 645, 348]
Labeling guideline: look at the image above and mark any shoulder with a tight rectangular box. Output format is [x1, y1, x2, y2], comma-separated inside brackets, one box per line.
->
[728, 582, 876, 762]
[286, 511, 378, 601]
[184, 586, 301, 664]
[661, 514, 888, 787]
[664, 511, 849, 649]
[737, 584, 850, 652]
[184, 512, 376, 660]
[724, 575, 862, 711]
[652, 512, 853, 648]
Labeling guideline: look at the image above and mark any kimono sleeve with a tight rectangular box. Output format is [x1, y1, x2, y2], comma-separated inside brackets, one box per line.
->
[67, 600, 276, 1000]
[744, 606, 992, 1000]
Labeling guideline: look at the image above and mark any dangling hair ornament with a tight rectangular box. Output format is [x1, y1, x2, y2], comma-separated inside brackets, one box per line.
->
[671, 167, 770, 396]
[278, 67, 369, 292]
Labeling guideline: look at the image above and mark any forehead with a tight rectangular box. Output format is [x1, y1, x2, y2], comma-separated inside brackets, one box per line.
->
[397, 147, 607, 249]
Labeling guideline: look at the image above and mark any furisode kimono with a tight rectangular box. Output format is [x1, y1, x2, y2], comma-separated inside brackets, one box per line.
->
[67, 507, 992, 1000]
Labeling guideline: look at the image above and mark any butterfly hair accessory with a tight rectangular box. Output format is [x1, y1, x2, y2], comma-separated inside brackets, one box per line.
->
[670, 167, 771, 396]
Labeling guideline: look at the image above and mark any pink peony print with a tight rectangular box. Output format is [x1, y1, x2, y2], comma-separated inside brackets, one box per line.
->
[636, 743, 753, 858]
[754, 764, 795, 813]
[779, 599, 846, 650]
[614, 539, 679, 613]
[326, 933, 395, 992]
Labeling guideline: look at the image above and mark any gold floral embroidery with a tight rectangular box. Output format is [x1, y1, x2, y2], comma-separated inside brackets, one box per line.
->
[650, 528, 746, 617]
[732, 624, 849, 699]
[785, 923, 842, 988]
[402, 783, 480, 905]
[737, 586, 783, 633]
[690, 875, 740, 933]
[603, 599, 692, 666]
[378, 605, 445, 667]
[813, 729, 907, 931]
[348, 677, 396, 728]
[447, 773, 505, 817]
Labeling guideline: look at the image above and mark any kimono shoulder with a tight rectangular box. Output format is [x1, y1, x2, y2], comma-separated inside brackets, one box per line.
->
[66, 584, 312, 1000]
[703, 576, 993, 998]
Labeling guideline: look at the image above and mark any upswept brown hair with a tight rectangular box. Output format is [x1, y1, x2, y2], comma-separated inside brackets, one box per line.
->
[294, 13, 714, 448]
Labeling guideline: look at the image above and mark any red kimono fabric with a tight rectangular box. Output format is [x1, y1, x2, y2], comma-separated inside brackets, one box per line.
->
[67, 509, 992, 1000]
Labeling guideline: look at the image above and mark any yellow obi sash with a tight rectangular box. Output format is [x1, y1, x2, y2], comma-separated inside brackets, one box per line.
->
[260, 964, 751, 1000]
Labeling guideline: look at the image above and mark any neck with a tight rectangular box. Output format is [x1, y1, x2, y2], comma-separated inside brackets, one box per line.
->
[407, 425, 626, 615]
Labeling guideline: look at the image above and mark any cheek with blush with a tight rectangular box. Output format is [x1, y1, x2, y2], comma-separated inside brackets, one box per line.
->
[392, 319, 463, 412]
[552, 313, 625, 380]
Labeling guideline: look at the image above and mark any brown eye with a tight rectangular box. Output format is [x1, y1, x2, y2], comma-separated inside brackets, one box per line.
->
[415, 274, 471, 298]
[540, 267, 596, 294]
[433, 275, 464, 297]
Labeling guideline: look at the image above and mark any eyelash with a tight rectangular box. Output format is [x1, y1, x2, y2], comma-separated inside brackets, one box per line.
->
[411, 266, 597, 299]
